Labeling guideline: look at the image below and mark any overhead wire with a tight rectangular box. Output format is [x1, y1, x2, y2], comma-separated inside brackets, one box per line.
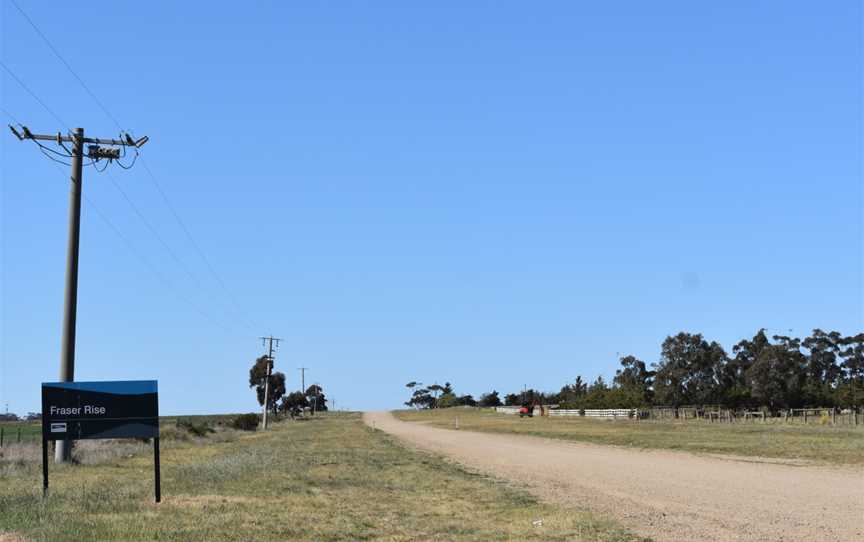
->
[0, 60, 68, 130]
[9, 0, 122, 130]
[1, 72, 252, 339]
[99, 167, 213, 297]
[6, 2, 261, 333]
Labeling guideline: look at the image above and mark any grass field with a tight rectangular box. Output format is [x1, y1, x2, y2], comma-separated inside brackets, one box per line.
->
[394, 408, 864, 466]
[0, 422, 41, 445]
[1, 413, 640, 541]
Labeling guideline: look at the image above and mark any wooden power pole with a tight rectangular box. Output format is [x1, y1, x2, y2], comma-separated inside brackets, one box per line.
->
[260, 336, 281, 429]
[8, 124, 148, 462]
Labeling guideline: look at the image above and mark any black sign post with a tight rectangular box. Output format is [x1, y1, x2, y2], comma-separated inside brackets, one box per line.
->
[41, 380, 160, 502]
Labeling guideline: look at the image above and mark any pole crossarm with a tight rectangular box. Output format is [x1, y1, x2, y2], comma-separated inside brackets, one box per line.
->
[9, 125, 148, 148]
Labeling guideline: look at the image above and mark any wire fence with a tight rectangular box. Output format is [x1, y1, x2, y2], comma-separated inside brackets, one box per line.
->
[0, 424, 41, 447]
[493, 405, 864, 426]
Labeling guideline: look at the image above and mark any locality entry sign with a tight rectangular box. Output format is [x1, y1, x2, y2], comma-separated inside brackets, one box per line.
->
[40, 380, 161, 502]
[42, 380, 159, 440]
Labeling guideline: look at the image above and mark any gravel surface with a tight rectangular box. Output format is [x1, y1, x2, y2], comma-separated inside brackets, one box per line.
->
[364, 411, 864, 542]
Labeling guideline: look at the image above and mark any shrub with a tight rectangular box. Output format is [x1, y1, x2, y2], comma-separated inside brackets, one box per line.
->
[176, 418, 215, 437]
[231, 413, 260, 431]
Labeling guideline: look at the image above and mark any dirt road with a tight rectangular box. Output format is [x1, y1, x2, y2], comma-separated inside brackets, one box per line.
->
[364, 411, 864, 542]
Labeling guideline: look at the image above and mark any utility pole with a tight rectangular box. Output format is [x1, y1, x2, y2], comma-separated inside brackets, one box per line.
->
[260, 336, 281, 429]
[9, 125, 148, 463]
[298, 367, 308, 393]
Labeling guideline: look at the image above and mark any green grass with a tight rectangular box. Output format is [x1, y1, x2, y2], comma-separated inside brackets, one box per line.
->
[0, 422, 41, 445]
[0, 413, 641, 541]
[394, 408, 864, 466]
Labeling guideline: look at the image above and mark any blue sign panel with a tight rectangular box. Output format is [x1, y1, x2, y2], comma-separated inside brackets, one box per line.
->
[41, 380, 159, 440]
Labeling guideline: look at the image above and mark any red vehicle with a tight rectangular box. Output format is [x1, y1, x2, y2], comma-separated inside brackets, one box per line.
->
[518, 405, 534, 418]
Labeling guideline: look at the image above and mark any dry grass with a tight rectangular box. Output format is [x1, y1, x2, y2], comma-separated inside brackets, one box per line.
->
[394, 408, 864, 465]
[0, 413, 642, 542]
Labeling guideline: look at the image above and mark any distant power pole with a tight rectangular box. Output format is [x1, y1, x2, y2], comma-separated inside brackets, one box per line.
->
[9, 124, 148, 463]
[260, 336, 282, 429]
[298, 367, 308, 393]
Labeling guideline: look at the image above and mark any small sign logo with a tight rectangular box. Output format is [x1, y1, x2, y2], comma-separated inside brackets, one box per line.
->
[50, 422, 67, 433]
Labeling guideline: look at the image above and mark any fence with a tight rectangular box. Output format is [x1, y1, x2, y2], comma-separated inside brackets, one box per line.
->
[492, 405, 863, 426]
[549, 408, 634, 419]
[640, 406, 863, 426]
[0, 424, 41, 447]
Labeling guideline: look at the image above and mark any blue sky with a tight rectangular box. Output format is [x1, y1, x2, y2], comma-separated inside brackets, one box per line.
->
[1, 1, 861, 415]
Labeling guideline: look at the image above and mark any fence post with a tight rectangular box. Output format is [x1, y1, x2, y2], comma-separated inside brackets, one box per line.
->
[832, 409, 836, 425]
[0, 427, 4, 448]
[17, 427, 21, 443]
[804, 410, 807, 424]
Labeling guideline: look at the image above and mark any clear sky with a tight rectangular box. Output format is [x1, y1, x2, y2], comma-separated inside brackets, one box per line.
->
[1, 1, 861, 415]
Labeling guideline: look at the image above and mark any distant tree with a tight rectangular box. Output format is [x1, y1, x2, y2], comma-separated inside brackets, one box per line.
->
[653, 332, 726, 406]
[746, 336, 806, 410]
[306, 384, 328, 412]
[249, 356, 286, 416]
[436, 392, 459, 408]
[557, 376, 587, 406]
[405, 386, 436, 409]
[613, 356, 654, 406]
[724, 330, 771, 408]
[280, 391, 309, 414]
[839, 333, 864, 407]
[504, 393, 521, 406]
[264, 372, 286, 416]
[582, 376, 610, 409]
[478, 390, 502, 407]
[801, 329, 843, 406]
[456, 394, 477, 407]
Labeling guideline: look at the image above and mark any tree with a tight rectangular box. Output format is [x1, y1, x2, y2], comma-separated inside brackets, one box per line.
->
[279, 391, 309, 413]
[724, 330, 771, 408]
[306, 384, 328, 412]
[557, 376, 587, 406]
[436, 392, 459, 408]
[839, 333, 864, 407]
[455, 394, 477, 407]
[249, 356, 286, 416]
[405, 386, 436, 409]
[504, 393, 521, 406]
[478, 390, 502, 407]
[653, 332, 727, 406]
[613, 356, 654, 406]
[746, 336, 806, 410]
[801, 329, 842, 406]
[580, 376, 609, 409]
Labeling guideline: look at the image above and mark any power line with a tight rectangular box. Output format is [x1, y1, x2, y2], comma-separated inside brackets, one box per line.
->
[2, 84, 251, 342]
[8, 0, 122, 131]
[0, 60, 67, 129]
[100, 168, 212, 297]
[139, 160, 259, 331]
[43, 160, 247, 337]
[7, 0, 260, 332]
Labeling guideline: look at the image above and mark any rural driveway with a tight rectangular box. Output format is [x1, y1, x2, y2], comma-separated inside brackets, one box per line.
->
[364, 411, 864, 542]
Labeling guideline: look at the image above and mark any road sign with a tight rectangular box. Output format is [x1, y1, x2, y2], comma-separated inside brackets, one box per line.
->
[40, 380, 161, 502]
[42, 380, 158, 440]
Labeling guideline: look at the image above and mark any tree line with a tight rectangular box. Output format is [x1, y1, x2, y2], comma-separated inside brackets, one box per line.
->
[249, 356, 328, 416]
[406, 329, 864, 412]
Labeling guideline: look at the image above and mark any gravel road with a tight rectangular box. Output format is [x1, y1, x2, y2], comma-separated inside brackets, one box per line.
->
[364, 411, 864, 542]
